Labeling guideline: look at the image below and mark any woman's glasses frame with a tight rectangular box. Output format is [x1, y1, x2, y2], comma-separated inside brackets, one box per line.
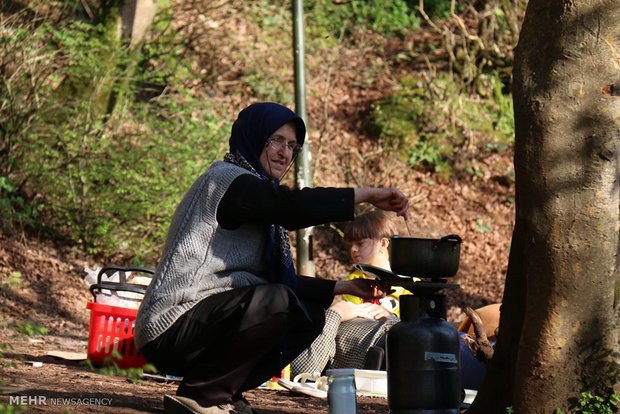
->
[266, 137, 302, 156]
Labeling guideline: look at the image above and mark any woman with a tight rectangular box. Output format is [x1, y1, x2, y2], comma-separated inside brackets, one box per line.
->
[135, 102, 409, 414]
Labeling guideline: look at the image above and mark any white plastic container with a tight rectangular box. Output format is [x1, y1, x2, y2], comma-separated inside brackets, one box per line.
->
[354, 369, 387, 397]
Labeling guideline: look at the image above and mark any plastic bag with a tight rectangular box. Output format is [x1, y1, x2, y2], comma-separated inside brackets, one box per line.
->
[83, 266, 149, 309]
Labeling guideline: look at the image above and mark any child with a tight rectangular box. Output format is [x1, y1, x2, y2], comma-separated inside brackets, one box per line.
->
[342, 210, 412, 317]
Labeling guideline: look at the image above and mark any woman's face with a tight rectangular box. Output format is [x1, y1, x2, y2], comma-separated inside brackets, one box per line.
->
[259, 122, 299, 180]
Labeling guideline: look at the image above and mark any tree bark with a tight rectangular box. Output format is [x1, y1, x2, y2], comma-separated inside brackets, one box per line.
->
[468, 0, 620, 412]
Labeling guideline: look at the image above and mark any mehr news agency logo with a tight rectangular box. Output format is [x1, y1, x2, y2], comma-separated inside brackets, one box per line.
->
[8, 395, 113, 407]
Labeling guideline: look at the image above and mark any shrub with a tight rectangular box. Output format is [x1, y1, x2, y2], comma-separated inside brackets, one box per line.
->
[306, 0, 420, 40]
[0, 8, 228, 263]
[369, 72, 514, 177]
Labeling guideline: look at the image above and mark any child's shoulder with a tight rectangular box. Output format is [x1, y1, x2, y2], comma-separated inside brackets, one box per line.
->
[345, 269, 370, 281]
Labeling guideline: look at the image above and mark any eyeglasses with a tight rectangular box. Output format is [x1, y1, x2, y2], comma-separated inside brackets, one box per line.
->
[266, 137, 302, 155]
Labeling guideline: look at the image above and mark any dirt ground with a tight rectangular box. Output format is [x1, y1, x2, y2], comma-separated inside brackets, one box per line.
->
[0, 232, 391, 413]
[0, 345, 388, 413]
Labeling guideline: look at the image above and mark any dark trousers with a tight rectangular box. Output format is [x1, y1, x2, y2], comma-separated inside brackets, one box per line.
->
[140, 283, 327, 407]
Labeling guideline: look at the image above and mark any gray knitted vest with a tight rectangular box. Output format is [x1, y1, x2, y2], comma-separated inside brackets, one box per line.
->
[135, 161, 268, 348]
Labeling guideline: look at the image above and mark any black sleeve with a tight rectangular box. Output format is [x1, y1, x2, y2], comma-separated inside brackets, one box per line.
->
[217, 174, 355, 230]
[295, 276, 336, 308]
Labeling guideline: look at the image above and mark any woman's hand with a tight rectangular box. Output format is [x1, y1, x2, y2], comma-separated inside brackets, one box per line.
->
[354, 187, 409, 219]
[334, 278, 391, 299]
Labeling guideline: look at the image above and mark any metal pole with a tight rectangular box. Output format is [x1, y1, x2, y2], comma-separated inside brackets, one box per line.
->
[292, 0, 315, 277]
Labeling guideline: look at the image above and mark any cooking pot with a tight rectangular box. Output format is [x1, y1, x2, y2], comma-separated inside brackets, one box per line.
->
[389, 234, 462, 278]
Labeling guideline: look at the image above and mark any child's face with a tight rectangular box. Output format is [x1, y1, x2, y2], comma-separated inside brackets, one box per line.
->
[348, 238, 383, 264]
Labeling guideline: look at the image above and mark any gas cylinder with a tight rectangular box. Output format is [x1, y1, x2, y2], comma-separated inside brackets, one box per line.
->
[386, 294, 461, 414]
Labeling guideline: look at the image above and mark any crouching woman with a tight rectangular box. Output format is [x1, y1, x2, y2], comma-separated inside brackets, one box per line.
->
[135, 102, 409, 414]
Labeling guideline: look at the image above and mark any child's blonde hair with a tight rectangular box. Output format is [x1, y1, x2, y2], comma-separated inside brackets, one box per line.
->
[343, 210, 397, 242]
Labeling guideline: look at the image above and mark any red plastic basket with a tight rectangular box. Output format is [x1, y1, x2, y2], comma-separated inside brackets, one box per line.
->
[86, 302, 147, 369]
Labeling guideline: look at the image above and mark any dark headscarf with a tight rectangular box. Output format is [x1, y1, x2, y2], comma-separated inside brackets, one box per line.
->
[225, 102, 306, 290]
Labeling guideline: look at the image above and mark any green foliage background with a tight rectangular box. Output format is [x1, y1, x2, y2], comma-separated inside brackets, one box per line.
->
[0, 0, 519, 265]
[1, 6, 229, 261]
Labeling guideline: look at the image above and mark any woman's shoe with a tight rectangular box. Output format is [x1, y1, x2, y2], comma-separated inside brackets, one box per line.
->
[163, 394, 236, 414]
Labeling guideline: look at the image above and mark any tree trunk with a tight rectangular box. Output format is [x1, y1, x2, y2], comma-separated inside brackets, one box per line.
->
[468, 0, 620, 413]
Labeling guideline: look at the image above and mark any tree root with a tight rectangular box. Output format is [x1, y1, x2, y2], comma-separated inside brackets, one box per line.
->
[463, 306, 495, 363]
